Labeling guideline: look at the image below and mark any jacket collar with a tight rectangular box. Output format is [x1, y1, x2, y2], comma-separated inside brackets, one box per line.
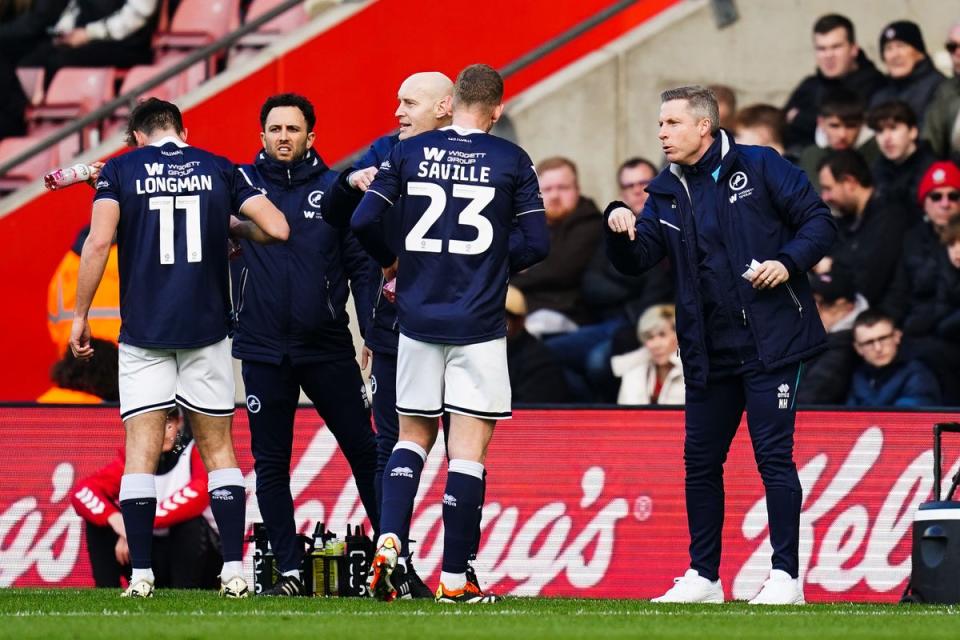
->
[253, 148, 329, 187]
[648, 129, 738, 196]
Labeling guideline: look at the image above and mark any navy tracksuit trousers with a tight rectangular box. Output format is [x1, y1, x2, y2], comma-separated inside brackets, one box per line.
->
[684, 361, 803, 581]
[243, 357, 379, 573]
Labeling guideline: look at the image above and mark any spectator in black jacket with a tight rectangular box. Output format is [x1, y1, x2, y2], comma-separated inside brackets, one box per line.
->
[882, 161, 960, 326]
[881, 161, 960, 404]
[505, 286, 569, 404]
[783, 14, 884, 153]
[870, 20, 945, 127]
[817, 149, 915, 306]
[796, 269, 866, 405]
[867, 100, 935, 215]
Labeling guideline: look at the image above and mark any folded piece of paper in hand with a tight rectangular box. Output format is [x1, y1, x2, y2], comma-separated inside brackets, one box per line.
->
[741, 259, 762, 281]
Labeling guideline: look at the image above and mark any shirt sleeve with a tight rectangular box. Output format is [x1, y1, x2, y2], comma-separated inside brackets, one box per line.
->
[93, 159, 122, 204]
[365, 145, 403, 209]
[230, 164, 266, 212]
[70, 453, 124, 527]
[513, 150, 545, 218]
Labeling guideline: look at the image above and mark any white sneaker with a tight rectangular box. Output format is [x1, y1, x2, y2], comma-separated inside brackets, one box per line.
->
[219, 574, 250, 598]
[121, 577, 154, 598]
[651, 569, 724, 603]
[749, 569, 805, 605]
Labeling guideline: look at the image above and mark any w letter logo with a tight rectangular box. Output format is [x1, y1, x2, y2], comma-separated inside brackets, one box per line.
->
[144, 163, 164, 176]
[423, 147, 446, 161]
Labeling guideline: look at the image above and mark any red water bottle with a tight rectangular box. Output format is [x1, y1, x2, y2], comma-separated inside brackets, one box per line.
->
[44, 163, 93, 191]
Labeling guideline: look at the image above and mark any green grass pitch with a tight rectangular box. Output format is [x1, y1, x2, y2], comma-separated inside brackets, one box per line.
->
[2, 589, 959, 639]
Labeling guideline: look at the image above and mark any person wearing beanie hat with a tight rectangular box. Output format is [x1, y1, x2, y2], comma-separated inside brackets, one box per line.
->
[884, 161, 960, 321]
[871, 20, 945, 127]
[797, 268, 868, 404]
[916, 160, 960, 205]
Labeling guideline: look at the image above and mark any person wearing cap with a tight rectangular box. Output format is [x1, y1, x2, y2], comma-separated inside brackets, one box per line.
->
[921, 21, 960, 162]
[870, 20, 945, 128]
[881, 161, 960, 403]
[796, 269, 867, 405]
[882, 161, 960, 322]
[505, 285, 569, 404]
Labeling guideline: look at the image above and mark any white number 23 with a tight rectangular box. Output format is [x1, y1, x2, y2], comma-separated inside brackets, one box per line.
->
[404, 182, 495, 255]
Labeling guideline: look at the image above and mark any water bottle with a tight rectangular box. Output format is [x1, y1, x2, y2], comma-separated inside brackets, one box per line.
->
[343, 523, 373, 597]
[248, 522, 276, 594]
[43, 163, 94, 191]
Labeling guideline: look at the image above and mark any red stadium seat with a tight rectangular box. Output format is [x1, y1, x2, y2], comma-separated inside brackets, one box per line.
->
[28, 67, 117, 124]
[16, 67, 45, 106]
[155, 0, 241, 51]
[0, 136, 59, 193]
[229, 0, 309, 65]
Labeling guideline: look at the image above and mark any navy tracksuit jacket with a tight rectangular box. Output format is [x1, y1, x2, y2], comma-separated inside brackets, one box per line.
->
[232, 149, 379, 572]
[607, 131, 837, 580]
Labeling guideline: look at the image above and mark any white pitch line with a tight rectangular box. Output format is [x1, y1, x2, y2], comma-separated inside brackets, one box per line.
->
[2, 609, 959, 618]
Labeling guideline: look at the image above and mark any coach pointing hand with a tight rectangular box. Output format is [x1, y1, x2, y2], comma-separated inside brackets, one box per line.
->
[605, 86, 836, 605]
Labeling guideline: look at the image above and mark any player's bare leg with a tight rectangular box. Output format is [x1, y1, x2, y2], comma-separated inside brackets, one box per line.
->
[118, 410, 167, 597]
[436, 414, 497, 604]
[370, 414, 438, 600]
[186, 411, 249, 598]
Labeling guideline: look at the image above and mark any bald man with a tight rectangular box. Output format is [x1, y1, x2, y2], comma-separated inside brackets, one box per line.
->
[321, 72, 454, 599]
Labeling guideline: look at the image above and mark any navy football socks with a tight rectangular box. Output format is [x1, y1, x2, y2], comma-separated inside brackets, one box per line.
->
[119, 473, 157, 578]
[208, 468, 246, 568]
[378, 441, 427, 555]
[442, 460, 485, 577]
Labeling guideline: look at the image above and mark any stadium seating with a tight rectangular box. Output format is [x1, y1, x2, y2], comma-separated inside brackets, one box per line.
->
[0, 136, 58, 192]
[15, 68, 45, 107]
[233, 0, 311, 50]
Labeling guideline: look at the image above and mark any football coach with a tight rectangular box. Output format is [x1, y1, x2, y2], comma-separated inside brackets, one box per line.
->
[605, 85, 836, 605]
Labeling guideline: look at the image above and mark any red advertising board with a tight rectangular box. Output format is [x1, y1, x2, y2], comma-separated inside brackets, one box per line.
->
[1, 406, 958, 602]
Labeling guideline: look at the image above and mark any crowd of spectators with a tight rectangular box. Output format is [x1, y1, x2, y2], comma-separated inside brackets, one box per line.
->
[506, 13, 960, 409]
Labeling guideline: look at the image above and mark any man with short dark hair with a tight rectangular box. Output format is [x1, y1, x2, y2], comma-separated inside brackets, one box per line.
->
[867, 100, 935, 212]
[797, 88, 880, 189]
[847, 309, 941, 407]
[71, 98, 289, 598]
[817, 149, 914, 306]
[606, 85, 836, 605]
[783, 14, 885, 152]
[870, 20, 945, 126]
[352, 63, 549, 604]
[230, 93, 380, 597]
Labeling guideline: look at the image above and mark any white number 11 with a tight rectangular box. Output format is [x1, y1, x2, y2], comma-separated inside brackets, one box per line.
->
[149, 195, 202, 264]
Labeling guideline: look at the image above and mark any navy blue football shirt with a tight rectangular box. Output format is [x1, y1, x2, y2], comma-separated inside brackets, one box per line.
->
[94, 137, 264, 349]
[351, 125, 548, 345]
